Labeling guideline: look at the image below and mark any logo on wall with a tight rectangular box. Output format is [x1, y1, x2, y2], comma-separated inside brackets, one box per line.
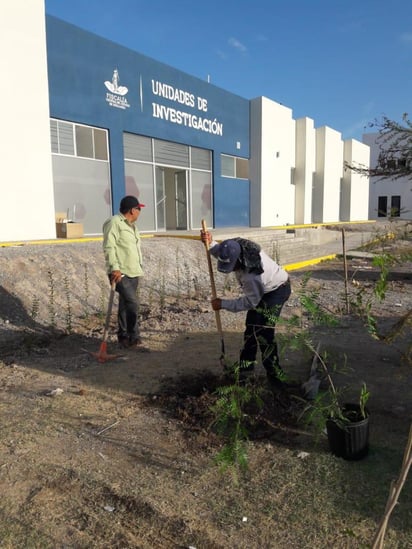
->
[104, 69, 130, 109]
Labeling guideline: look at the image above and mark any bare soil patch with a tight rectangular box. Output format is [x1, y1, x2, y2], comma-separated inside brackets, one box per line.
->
[0, 233, 411, 548]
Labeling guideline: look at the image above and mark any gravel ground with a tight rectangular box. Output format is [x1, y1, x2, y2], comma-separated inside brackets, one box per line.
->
[0, 230, 411, 344]
[0, 237, 244, 341]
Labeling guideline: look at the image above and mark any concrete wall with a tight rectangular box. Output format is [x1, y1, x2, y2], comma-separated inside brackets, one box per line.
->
[342, 139, 370, 220]
[295, 117, 316, 224]
[250, 97, 295, 227]
[313, 127, 343, 222]
[363, 133, 412, 219]
[1, 1, 55, 242]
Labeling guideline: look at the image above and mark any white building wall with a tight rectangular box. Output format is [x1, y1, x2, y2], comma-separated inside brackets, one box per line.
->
[249, 99, 263, 227]
[341, 140, 370, 220]
[363, 133, 412, 220]
[250, 97, 295, 227]
[1, 0, 55, 242]
[313, 127, 343, 222]
[295, 117, 316, 224]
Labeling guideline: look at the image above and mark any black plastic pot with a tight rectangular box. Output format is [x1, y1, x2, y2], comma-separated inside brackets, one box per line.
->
[326, 403, 369, 461]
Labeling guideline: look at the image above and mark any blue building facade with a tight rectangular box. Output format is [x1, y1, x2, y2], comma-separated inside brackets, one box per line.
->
[46, 16, 250, 234]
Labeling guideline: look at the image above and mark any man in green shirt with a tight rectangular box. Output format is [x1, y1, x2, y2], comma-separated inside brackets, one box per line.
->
[103, 195, 145, 348]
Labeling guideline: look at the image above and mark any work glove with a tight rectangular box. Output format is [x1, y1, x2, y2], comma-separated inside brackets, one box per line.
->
[110, 270, 122, 284]
[211, 298, 222, 311]
[200, 230, 212, 245]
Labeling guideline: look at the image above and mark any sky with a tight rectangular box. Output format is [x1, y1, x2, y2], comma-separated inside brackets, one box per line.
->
[44, 0, 411, 141]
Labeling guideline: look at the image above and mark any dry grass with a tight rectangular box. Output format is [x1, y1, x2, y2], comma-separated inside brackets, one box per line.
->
[0, 348, 411, 548]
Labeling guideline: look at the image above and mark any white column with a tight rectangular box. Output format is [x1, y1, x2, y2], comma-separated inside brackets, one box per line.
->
[250, 97, 295, 227]
[314, 126, 343, 222]
[342, 139, 370, 220]
[0, 0, 55, 242]
[295, 117, 316, 224]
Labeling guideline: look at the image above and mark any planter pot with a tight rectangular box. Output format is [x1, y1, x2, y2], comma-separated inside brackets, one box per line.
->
[326, 403, 369, 461]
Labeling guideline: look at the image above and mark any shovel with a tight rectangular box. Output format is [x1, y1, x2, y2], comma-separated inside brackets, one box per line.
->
[201, 219, 227, 369]
[83, 281, 124, 363]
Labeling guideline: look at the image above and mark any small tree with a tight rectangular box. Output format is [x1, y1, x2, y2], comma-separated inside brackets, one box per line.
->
[345, 113, 412, 181]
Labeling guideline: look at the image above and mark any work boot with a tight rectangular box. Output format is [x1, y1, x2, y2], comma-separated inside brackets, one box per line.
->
[267, 373, 284, 391]
[267, 374, 301, 393]
[237, 359, 256, 384]
[239, 368, 255, 384]
[129, 338, 150, 352]
[118, 337, 130, 349]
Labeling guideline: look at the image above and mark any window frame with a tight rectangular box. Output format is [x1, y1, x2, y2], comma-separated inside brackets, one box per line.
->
[390, 195, 401, 217]
[221, 153, 249, 180]
[50, 118, 109, 162]
[377, 195, 388, 218]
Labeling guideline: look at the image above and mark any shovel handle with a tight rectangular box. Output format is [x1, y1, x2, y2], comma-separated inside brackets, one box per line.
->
[201, 219, 223, 335]
[102, 281, 116, 342]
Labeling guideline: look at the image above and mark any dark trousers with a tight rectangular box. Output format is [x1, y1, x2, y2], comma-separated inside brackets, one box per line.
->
[116, 276, 140, 342]
[239, 281, 291, 380]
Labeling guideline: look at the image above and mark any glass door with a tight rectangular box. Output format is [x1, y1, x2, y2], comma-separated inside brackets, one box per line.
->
[155, 166, 166, 230]
[175, 170, 187, 229]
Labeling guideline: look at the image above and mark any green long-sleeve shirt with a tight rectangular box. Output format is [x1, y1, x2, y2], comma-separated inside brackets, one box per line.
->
[102, 214, 143, 277]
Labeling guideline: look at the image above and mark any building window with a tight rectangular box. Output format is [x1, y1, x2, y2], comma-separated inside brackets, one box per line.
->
[123, 133, 212, 231]
[191, 147, 211, 170]
[93, 129, 108, 160]
[221, 155, 235, 177]
[221, 154, 249, 179]
[51, 120, 74, 155]
[377, 196, 387, 217]
[50, 118, 111, 235]
[236, 157, 249, 179]
[75, 126, 94, 158]
[154, 139, 189, 167]
[390, 195, 401, 217]
[50, 119, 108, 160]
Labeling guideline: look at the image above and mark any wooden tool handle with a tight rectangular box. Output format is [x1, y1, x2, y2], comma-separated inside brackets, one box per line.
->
[201, 219, 223, 334]
[201, 219, 218, 298]
[102, 281, 116, 342]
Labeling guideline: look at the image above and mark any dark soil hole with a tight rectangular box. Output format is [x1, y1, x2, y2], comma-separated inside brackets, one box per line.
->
[145, 371, 309, 447]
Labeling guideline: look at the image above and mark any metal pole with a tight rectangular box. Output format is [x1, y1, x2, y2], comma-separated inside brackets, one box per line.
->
[341, 228, 350, 314]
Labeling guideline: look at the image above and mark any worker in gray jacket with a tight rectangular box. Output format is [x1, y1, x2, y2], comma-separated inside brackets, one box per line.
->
[201, 230, 291, 388]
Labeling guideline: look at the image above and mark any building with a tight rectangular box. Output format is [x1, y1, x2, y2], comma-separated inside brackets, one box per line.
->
[363, 133, 412, 220]
[0, 1, 370, 243]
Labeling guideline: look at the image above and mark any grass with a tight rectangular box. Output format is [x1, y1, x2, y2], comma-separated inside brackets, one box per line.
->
[1, 357, 410, 549]
[205, 441, 411, 548]
[1, 446, 409, 548]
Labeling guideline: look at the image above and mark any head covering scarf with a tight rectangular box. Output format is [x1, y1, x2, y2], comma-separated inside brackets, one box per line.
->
[233, 237, 264, 274]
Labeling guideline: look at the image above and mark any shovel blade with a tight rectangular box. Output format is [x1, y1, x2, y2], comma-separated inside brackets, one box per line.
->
[95, 342, 114, 363]
[82, 343, 124, 363]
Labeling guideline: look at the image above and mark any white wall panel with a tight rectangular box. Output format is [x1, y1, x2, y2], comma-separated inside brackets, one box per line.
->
[314, 127, 343, 222]
[250, 97, 295, 227]
[342, 140, 370, 220]
[295, 117, 316, 224]
[249, 98, 263, 227]
[1, 0, 55, 242]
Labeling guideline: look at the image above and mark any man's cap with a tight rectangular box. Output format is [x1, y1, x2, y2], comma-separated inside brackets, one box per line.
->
[216, 239, 241, 273]
[120, 195, 146, 212]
